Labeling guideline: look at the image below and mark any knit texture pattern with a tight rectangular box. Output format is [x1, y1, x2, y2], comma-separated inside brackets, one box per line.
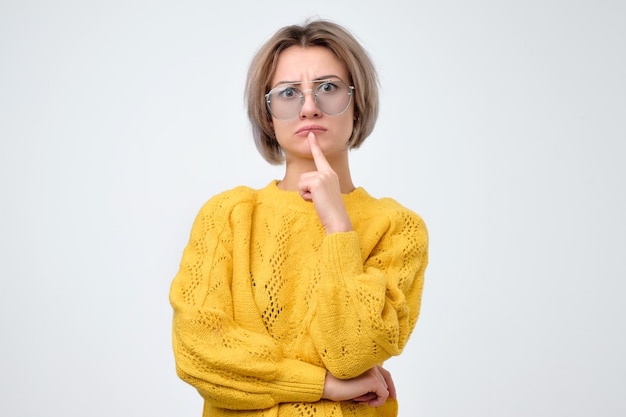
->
[170, 181, 428, 417]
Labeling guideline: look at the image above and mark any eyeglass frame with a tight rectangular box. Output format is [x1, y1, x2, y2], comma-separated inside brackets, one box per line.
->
[265, 79, 356, 120]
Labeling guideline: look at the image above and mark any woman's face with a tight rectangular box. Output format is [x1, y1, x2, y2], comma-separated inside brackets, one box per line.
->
[269, 45, 354, 163]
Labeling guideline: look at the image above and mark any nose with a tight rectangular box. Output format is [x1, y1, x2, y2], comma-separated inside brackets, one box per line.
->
[299, 89, 321, 118]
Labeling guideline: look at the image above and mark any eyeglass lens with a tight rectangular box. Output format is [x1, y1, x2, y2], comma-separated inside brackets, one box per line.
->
[266, 80, 353, 120]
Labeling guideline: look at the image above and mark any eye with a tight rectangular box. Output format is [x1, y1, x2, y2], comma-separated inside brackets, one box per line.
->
[318, 82, 338, 94]
[277, 87, 300, 99]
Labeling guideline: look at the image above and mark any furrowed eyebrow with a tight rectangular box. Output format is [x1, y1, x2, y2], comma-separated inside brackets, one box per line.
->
[272, 75, 343, 88]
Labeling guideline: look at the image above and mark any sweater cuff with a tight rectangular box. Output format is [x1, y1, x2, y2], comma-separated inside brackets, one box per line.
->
[269, 359, 326, 403]
[322, 231, 363, 276]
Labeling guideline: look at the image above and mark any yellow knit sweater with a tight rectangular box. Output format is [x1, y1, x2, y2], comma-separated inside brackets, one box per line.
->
[170, 181, 428, 417]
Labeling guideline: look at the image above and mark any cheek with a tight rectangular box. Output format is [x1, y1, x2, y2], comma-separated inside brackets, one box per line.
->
[339, 114, 355, 141]
[272, 121, 293, 144]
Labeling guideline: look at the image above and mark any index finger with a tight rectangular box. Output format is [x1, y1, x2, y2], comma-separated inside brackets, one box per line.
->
[307, 131, 332, 171]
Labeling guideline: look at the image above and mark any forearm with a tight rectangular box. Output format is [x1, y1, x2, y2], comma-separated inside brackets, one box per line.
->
[176, 351, 326, 410]
[310, 231, 425, 377]
[172, 312, 326, 409]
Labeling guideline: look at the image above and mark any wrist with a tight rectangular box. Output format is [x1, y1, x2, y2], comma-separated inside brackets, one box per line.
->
[322, 371, 335, 400]
[324, 216, 353, 235]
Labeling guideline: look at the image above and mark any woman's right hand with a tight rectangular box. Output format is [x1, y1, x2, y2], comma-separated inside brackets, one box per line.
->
[321, 365, 396, 407]
[298, 132, 353, 234]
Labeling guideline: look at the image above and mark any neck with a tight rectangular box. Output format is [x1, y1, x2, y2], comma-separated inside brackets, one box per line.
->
[278, 155, 355, 194]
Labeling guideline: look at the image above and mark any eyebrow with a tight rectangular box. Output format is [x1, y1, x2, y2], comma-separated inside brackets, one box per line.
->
[272, 75, 343, 87]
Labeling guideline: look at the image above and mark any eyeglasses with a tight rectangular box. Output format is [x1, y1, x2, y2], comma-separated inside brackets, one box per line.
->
[265, 79, 355, 120]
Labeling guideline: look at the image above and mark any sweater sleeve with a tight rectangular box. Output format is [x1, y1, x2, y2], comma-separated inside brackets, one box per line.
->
[310, 208, 428, 379]
[169, 196, 326, 410]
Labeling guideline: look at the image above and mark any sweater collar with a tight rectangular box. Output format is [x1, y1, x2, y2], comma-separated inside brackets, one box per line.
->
[259, 180, 370, 211]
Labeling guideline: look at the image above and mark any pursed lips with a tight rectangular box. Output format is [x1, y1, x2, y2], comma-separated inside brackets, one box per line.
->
[295, 125, 326, 136]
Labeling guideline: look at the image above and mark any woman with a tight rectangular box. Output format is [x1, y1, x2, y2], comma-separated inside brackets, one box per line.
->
[170, 19, 428, 417]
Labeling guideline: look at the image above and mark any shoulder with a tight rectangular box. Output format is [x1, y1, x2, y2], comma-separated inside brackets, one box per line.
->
[379, 197, 427, 233]
[192, 185, 258, 230]
[378, 200, 428, 254]
[352, 189, 427, 235]
[371, 198, 429, 261]
[349, 190, 429, 257]
[202, 185, 257, 211]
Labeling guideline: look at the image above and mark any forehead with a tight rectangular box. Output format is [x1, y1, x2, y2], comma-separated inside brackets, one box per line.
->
[271, 45, 349, 85]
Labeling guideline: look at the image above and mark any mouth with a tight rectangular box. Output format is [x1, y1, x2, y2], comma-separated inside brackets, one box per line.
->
[295, 125, 327, 136]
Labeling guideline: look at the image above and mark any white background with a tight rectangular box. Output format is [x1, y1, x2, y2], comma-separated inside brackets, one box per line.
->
[1, 1, 625, 416]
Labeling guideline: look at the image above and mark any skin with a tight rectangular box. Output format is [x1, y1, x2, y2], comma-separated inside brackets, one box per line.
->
[269, 45, 396, 407]
[270, 45, 355, 234]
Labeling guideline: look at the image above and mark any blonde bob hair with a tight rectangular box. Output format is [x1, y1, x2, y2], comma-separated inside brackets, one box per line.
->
[245, 20, 379, 164]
